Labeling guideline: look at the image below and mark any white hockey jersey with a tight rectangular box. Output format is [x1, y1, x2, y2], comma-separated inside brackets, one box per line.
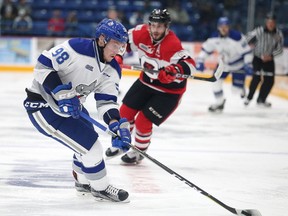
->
[197, 30, 252, 71]
[28, 38, 121, 119]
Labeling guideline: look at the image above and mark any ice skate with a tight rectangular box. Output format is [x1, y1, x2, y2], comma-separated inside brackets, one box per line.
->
[240, 88, 246, 99]
[208, 99, 226, 112]
[73, 170, 91, 195]
[257, 100, 271, 108]
[121, 149, 144, 164]
[75, 182, 91, 196]
[91, 185, 129, 202]
[105, 147, 123, 159]
[244, 98, 250, 106]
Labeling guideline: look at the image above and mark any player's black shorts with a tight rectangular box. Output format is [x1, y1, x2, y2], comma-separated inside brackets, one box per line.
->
[122, 79, 183, 126]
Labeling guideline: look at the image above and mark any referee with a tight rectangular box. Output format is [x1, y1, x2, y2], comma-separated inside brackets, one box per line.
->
[244, 13, 284, 107]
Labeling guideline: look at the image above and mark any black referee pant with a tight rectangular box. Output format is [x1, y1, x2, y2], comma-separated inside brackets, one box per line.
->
[247, 56, 275, 103]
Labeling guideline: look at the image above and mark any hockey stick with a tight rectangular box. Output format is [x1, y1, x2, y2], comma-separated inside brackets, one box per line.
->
[254, 70, 288, 77]
[123, 59, 224, 82]
[225, 69, 288, 77]
[79, 111, 262, 216]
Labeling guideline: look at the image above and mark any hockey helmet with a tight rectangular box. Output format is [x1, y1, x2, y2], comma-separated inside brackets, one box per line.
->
[95, 18, 128, 44]
[149, 9, 171, 25]
[217, 17, 230, 26]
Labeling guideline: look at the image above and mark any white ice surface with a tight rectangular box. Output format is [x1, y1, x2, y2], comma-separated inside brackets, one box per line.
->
[0, 72, 288, 216]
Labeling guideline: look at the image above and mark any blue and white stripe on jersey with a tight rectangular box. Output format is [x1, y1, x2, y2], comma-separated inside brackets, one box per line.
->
[38, 54, 54, 69]
[68, 38, 95, 58]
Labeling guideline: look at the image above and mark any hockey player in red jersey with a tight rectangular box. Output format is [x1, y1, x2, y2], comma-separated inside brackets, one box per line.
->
[106, 9, 196, 164]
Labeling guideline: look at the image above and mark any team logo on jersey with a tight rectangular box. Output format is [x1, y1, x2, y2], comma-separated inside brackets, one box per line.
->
[139, 43, 154, 54]
[143, 62, 155, 70]
[178, 51, 189, 59]
[75, 80, 97, 98]
[85, 64, 94, 71]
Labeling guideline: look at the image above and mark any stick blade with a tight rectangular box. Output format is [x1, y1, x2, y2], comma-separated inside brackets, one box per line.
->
[239, 209, 262, 216]
[214, 58, 224, 80]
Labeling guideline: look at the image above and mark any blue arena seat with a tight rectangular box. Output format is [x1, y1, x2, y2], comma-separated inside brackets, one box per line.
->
[171, 25, 195, 42]
[31, 9, 52, 21]
[65, 0, 83, 10]
[31, 0, 51, 9]
[77, 10, 96, 23]
[115, 1, 131, 12]
[49, 0, 67, 10]
[32, 21, 48, 36]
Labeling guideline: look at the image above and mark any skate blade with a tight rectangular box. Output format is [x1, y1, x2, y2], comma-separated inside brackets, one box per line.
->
[76, 191, 91, 197]
[105, 150, 124, 160]
[94, 196, 130, 203]
[208, 109, 224, 113]
[241, 209, 262, 216]
[120, 160, 143, 166]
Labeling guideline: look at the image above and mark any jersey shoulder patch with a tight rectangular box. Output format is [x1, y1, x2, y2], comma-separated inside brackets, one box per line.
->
[165, 31, 182, 45]
[210, 31, 220, 38]
[132, 24, 150, 46]
[110, 59, 121, 79]
[228, 30, 242, 41]
[68, 38, 95, 57]
[161, 31, 183, 54]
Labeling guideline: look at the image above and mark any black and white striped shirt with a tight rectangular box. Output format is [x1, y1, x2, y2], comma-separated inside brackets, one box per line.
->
[246, 26, 283, 58]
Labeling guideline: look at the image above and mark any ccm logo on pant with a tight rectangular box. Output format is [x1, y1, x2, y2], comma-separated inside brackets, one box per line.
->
[149, 107, 162, 119]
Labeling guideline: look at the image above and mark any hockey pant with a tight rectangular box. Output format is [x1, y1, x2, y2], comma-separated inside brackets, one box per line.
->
[25, 105, 109, 191]
[120, 80, 183, 151]
[212, 71, 245, 104]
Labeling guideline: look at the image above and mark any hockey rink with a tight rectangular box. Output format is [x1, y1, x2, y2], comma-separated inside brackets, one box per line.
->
[0, 72, 287, 216]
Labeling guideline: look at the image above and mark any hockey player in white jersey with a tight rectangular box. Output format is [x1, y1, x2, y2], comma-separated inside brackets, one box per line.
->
[23, 19, 131, 202]
[196, 17, 253, 112]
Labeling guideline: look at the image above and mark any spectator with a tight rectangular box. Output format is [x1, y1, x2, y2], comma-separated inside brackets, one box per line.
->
[198, 1, 217, 24]
[129, 11, 145, 26]
[0, 0, 18, 31]
[129, 1, 153, 29]
[105, 7, 129, 27]
[17, 0, 31, 16]
[65, 11, 78, 37]
[139, 0, 154, 23]
[167, 2, 189, 24]
[106, 7, 120, 22]
[47, 9, 65, 36]
[12, 8, 33, 34]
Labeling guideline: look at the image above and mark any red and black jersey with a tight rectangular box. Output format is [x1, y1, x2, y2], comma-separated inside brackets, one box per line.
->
[128, 24, 196, 94]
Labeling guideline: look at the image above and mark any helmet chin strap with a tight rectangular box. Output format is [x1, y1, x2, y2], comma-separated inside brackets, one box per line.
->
[95, 38, 106, 63]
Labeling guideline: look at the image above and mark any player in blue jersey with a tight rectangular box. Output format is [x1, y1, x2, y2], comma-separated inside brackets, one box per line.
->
[196, 17, 253, 112]
[23, 19, 131, 202]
